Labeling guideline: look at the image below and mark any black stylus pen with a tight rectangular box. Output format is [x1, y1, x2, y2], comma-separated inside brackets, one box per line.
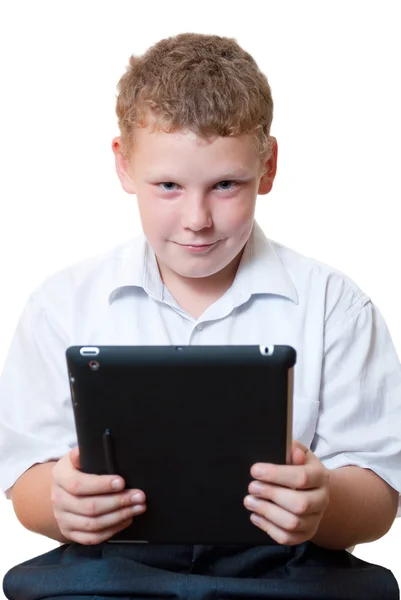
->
[102, 428, 116, 474]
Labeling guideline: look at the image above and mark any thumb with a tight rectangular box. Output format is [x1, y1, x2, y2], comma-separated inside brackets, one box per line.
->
[69, 446, 81, 470]
[291, 440, 308, 466]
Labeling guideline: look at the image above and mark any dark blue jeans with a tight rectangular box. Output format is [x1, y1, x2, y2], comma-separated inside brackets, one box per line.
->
[3, 542, 399, 600]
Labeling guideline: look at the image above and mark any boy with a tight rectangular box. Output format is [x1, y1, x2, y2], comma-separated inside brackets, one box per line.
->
[1, 33, 400, 599]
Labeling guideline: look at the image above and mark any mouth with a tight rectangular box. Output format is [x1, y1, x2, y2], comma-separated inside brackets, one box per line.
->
[173, 240, 220, 253]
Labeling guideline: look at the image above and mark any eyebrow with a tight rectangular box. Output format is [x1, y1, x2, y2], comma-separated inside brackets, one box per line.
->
[217, 170, 254, 179]
[146, 169, 254, 180]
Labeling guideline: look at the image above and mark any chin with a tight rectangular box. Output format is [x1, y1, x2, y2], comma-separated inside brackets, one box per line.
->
[178, 259, 235, 279]
[157, 242, 243, 280]
[175, 267, 221, 279]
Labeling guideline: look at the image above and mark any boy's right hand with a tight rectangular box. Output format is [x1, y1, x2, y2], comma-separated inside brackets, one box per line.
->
[51, 447, 146, 545]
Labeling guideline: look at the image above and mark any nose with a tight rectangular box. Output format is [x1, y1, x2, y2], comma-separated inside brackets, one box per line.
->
[181, 193, 212, 231]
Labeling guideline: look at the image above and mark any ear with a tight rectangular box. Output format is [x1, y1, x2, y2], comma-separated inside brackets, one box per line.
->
[257, 137, 278, 195]
[111, 137, 136, 194]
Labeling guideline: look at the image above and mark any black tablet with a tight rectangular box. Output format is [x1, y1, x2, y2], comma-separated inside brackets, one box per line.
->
[66, 345, 296, 544]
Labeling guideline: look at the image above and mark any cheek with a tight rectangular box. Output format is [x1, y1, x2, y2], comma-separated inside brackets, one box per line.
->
[217, 196, 256, 233]
[137, 194, 177, 234]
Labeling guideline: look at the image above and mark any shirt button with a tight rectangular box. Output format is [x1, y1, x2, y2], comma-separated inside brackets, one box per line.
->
[196, 324, 204, 331]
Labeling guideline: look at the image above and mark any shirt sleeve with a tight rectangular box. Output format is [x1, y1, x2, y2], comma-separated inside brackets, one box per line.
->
[312, 295, 401, 512]
[0, 293, 76, 497]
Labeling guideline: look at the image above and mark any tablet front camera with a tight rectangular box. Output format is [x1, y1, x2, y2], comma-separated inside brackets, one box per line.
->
[89, 360, 100, 371]
[260, 345, 274, 356]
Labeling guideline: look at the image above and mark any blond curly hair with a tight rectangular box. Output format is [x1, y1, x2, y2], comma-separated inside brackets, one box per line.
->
[116, 33, 274, 171]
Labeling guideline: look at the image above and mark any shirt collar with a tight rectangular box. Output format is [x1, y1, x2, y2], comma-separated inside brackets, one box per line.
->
[107, 235, 150, 305]
[108, 222, 298, 305]
[230, 222, 299, 304]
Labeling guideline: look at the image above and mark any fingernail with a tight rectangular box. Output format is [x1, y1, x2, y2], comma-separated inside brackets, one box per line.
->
[111, 479, 124, 490]
[250, 513, 261, 525]
[251, 463, 265, 477]
[132, 505, 144, 514]
[131, 492, 143, 502]
[245, 495, 256, 508]
[249, 481, 263, 494]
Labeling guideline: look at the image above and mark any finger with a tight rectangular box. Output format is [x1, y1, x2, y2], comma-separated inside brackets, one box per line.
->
[56, 467, 127, 497]
[250, 461, 325, 490]
[291, 446, 307, 466]
[69, 517, 135, 546]
[52, 486, 146, 517]
[291, 440, 307, 466]
[244, 495, 316, 534]
[69, 447, 81, 470]
[292, 440, 309, 454]
[60, 502, 146, 537]
[52, 454, 127, 496]
[247, 481, 326, 516]
[249, 513, 308, 546]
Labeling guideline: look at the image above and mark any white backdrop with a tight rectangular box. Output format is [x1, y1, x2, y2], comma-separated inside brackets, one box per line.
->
[0, 0, 400, 595]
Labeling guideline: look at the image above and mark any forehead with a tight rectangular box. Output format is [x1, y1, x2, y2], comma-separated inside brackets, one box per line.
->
[131, 126, 260, 173]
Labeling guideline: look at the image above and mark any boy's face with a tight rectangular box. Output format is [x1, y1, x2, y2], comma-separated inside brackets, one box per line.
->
[112, 126, 277, 282]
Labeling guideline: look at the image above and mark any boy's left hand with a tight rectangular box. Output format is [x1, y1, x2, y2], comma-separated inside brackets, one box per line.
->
[244, 441, 330, 545]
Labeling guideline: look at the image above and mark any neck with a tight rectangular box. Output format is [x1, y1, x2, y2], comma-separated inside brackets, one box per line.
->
[158, 251, 244, 319]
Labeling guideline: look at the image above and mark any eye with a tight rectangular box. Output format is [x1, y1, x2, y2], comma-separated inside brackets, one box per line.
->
[158, 182, 179, 191]
[216, 180, 236, 191]
[157, 180, 238, 192]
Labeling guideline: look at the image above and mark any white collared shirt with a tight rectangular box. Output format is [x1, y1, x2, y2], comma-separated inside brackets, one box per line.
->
[1, 222, 400, 512]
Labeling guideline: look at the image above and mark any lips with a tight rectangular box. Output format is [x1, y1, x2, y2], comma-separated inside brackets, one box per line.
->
[172, 240, 220, 253]
[174, 241, 218, 247]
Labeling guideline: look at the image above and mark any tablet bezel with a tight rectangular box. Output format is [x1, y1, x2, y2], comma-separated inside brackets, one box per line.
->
[66, 344, 295, 544]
